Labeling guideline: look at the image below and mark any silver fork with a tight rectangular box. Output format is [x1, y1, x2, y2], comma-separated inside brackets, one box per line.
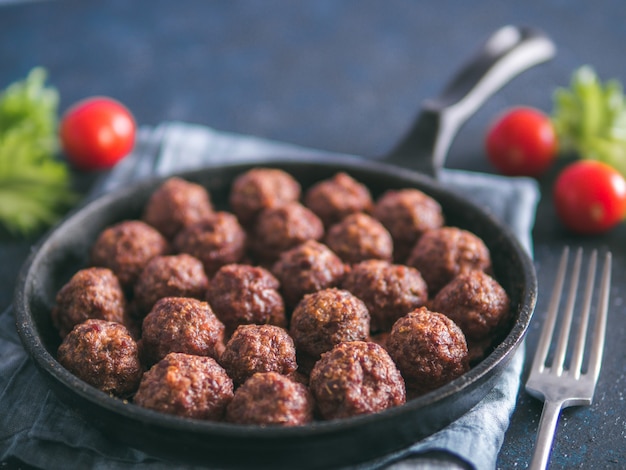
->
[525, 247, 612, 470]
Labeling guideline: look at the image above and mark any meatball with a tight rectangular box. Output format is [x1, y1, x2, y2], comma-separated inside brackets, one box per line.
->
[373, 189, 444, 262]
[407, 226, 492, 296]
[325, 213, 393, 264]
[430, 270, 511, 362]
[272, 240, 346, 309]
[229, 168, 301, 226]
[249, 202, 324, 263]
[57, 319, 142, 397]
[206, 264, 286, 335]
[304, 172, 373, 227]
[142, 177, 214, 239]
[91, 220, 169, 290]
[386, 307, 469, 396]
[173, 211, 246, 276]
[133, 254, 209, 318]
[140, 297, 226, 365]
[52, 267, 126, 338]
[220, 325, 297, 385]
[309, 341, 405, 420]
[290, 288, 370, 365]
[341, 260, 428, 333]
[134, 352, 233, 420]
[226, 372, 314, 426]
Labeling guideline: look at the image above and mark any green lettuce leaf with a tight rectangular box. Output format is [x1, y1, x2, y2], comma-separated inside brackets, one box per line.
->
[0, 68, 76, 236]
[552, 65, 626, 177]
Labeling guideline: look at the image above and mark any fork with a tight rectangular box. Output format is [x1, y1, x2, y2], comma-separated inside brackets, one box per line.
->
[525, 247, 612, 470]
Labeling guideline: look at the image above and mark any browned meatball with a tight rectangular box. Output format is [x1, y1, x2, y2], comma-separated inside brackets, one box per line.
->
[220, 325, 297, 385]
[249, 202, 324, 263]
[142, 177, 214, 239]
[140, 297, 226, 365]
[133, 254, 209, 318]
[309, 341, 405, 420]
[272, 240, 346, 309]
[229, 168, 301, 226]
[386, 307, 469, 396]
[52, 267, 126, 338]
[304, 172, 373, 227]
[430, 270, 510, 362]
[290, 288, 370, 365]
[325, 213, 393, 264]
[57, 319, 142, 397]
[134, 352, 233, 420]
[373, 189, 444, 262]
[91, 220, 169, 290]
[341, 260, 428, 333]
[206, 264, 286, 335]
[406, 226, 492, 296]
[173, 211, 246, 276]
[225, 372, 314, 426]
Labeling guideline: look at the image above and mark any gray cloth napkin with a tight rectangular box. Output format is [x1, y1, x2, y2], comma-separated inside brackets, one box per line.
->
[0, 121, 539, 470]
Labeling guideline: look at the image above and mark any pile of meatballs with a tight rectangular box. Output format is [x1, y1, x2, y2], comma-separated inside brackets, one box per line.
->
[51, 168, 511, 426]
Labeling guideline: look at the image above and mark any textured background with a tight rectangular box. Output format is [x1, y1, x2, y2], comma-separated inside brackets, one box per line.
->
[1, 1, 625, 468]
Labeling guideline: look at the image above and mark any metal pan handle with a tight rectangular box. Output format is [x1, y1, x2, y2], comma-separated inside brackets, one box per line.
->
[385, 25, 556, 176]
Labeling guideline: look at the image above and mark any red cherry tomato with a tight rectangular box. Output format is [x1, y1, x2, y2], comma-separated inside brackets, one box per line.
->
[553, 160, 626, 234]
[485, 107, 558, 177]
[60, 96, 136, 171]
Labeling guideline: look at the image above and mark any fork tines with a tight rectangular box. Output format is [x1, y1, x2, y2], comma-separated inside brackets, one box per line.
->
[528, 246, 612, 403]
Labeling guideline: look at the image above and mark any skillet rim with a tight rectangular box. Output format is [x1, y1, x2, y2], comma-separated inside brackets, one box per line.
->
[13, 154, 537, 445]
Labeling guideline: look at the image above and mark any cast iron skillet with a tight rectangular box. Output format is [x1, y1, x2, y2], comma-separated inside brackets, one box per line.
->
[14, 26, 550, 469]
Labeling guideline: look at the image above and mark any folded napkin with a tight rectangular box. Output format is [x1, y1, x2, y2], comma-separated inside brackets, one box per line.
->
[0, 122, 539, 470]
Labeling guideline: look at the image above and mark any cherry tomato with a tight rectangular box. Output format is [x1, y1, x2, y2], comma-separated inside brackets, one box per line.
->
[553, 160, 626, 234]
[485, 107, 557, 177]
[60, 96, 136, 171]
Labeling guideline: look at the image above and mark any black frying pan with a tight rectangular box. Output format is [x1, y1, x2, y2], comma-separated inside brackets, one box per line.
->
[14, 26, 550, 469]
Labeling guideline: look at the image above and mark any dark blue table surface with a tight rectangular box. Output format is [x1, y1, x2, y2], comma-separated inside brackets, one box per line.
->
[1, 1, 625, 469]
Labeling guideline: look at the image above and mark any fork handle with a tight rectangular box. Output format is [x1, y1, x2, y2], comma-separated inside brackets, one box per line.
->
[529, 399, 565, 470]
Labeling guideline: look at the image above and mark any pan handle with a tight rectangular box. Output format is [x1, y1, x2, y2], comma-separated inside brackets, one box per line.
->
[384, 25, 556, 176]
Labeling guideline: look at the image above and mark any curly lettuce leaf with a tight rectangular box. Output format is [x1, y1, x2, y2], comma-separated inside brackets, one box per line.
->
[0, 68, 76, 236]
[552, 65, 626, 176]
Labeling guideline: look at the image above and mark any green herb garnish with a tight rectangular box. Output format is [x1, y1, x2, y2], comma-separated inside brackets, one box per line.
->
[552, 65, 626, 177]
[0, 67, 76, 236]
